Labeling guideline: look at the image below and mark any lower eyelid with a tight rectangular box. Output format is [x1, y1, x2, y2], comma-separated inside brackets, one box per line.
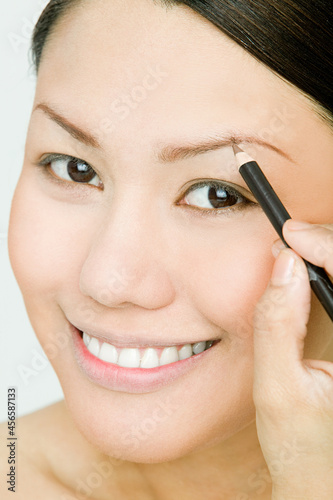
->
[181, 200, 257, 217]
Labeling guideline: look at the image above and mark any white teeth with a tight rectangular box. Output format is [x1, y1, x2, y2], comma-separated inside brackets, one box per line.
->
[178, 344, 193, 360]
[82, 332, 214, 368]
[160, 346, 179, 366]
[83, 332, 91, 347]
[99, 342, 118, 364]
[140, 348, 160, 369]
[118, 348, 141, 368]
[192, 341, 206, 355]
[87, 337, 100, 357]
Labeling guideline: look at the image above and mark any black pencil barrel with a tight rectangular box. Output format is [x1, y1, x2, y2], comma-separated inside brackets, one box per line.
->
[239, 161, 291, 243]
[239, 160, 333, 322]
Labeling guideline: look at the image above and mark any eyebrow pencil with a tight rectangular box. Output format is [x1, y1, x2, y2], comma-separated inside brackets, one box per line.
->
[232, 144, 333, 322]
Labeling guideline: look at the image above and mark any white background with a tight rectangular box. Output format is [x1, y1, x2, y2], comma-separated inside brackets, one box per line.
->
[0, 0, 64, 422]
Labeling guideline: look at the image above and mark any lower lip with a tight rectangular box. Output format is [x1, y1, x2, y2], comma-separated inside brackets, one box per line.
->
[70, 324, 218, 394]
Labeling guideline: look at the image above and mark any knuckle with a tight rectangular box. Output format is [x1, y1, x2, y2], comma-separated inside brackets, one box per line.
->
[253, 379, 295, 416]
[254, 289, 292, 332]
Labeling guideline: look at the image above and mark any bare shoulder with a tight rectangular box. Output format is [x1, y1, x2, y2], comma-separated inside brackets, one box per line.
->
[0, 400, 77, 499]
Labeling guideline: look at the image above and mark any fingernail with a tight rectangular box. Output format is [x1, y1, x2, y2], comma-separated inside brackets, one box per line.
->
[271, 250, 295, 285]
[285, 220, 314, 231]
[271, 239, 287, 257]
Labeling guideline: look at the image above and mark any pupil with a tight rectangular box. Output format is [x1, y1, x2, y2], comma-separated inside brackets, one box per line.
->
[67, 159, 96, 183]
[208, 186, 237, 208]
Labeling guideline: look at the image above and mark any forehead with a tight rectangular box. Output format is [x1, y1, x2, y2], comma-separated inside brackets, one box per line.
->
[34, 0, 309, 151]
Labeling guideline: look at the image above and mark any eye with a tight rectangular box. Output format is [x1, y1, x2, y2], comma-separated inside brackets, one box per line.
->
[177, 179, 254, 214]
[37, 154, 102, 187]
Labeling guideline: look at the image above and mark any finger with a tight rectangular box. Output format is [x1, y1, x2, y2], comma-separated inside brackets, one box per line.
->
[271, 238, 287, 257]
[282, 220, 333, 279]
[253, 248, 311, 403]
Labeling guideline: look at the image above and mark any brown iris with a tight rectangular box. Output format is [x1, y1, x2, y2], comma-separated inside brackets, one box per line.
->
[67, 159, 96, 183]
[208, 186, 238, 208]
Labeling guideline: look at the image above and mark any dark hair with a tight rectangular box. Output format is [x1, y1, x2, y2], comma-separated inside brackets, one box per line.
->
[32, 0, 332, 124]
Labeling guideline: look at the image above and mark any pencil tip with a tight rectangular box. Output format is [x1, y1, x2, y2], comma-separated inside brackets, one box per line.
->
[232, 144, 243, 155]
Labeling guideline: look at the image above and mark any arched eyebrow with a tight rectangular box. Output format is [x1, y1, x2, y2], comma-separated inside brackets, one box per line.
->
[34, 103, 101, 149]
[155, 133, 293, 163]
[34, 102, 293, 163]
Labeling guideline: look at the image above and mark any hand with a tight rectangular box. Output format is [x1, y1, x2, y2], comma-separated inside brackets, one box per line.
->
[252, 219, 333, 500]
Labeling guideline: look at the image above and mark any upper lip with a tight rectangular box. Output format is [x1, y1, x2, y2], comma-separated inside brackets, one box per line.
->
[70, 321, 219, 348]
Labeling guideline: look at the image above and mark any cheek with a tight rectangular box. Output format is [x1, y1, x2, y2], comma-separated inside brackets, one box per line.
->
[9, 179, 72, 294]
[175, 216, 276, 340]
[7, 175, 92, 322]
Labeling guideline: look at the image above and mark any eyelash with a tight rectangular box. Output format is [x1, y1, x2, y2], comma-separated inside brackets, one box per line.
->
[35, 153, 102, 190]
[176, 180, 256, 217]
[35, 153, 257, 216]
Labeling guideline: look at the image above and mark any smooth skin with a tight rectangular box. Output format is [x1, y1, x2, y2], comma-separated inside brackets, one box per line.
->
[1, 0, 333, 498]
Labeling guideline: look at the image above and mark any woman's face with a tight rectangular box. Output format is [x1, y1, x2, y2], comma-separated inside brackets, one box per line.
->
[8, 0, 333, 462]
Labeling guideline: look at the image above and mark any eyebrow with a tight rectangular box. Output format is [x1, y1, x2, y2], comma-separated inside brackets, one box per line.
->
[156, 134, 292, 163]
[34, 103, 101, 149]
[34, 102, 292, 162]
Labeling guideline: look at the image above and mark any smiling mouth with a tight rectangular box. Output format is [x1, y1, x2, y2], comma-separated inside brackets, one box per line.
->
[79, 330, 220, 369]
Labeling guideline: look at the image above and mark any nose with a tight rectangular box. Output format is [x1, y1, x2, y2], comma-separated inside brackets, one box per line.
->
[79, 188, 175, 310]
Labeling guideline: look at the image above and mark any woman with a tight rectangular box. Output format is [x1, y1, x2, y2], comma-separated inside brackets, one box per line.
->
[1, 0, 333, 497]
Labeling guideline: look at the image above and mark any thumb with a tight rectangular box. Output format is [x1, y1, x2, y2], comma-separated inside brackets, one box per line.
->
[253, 248, 311, 401]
